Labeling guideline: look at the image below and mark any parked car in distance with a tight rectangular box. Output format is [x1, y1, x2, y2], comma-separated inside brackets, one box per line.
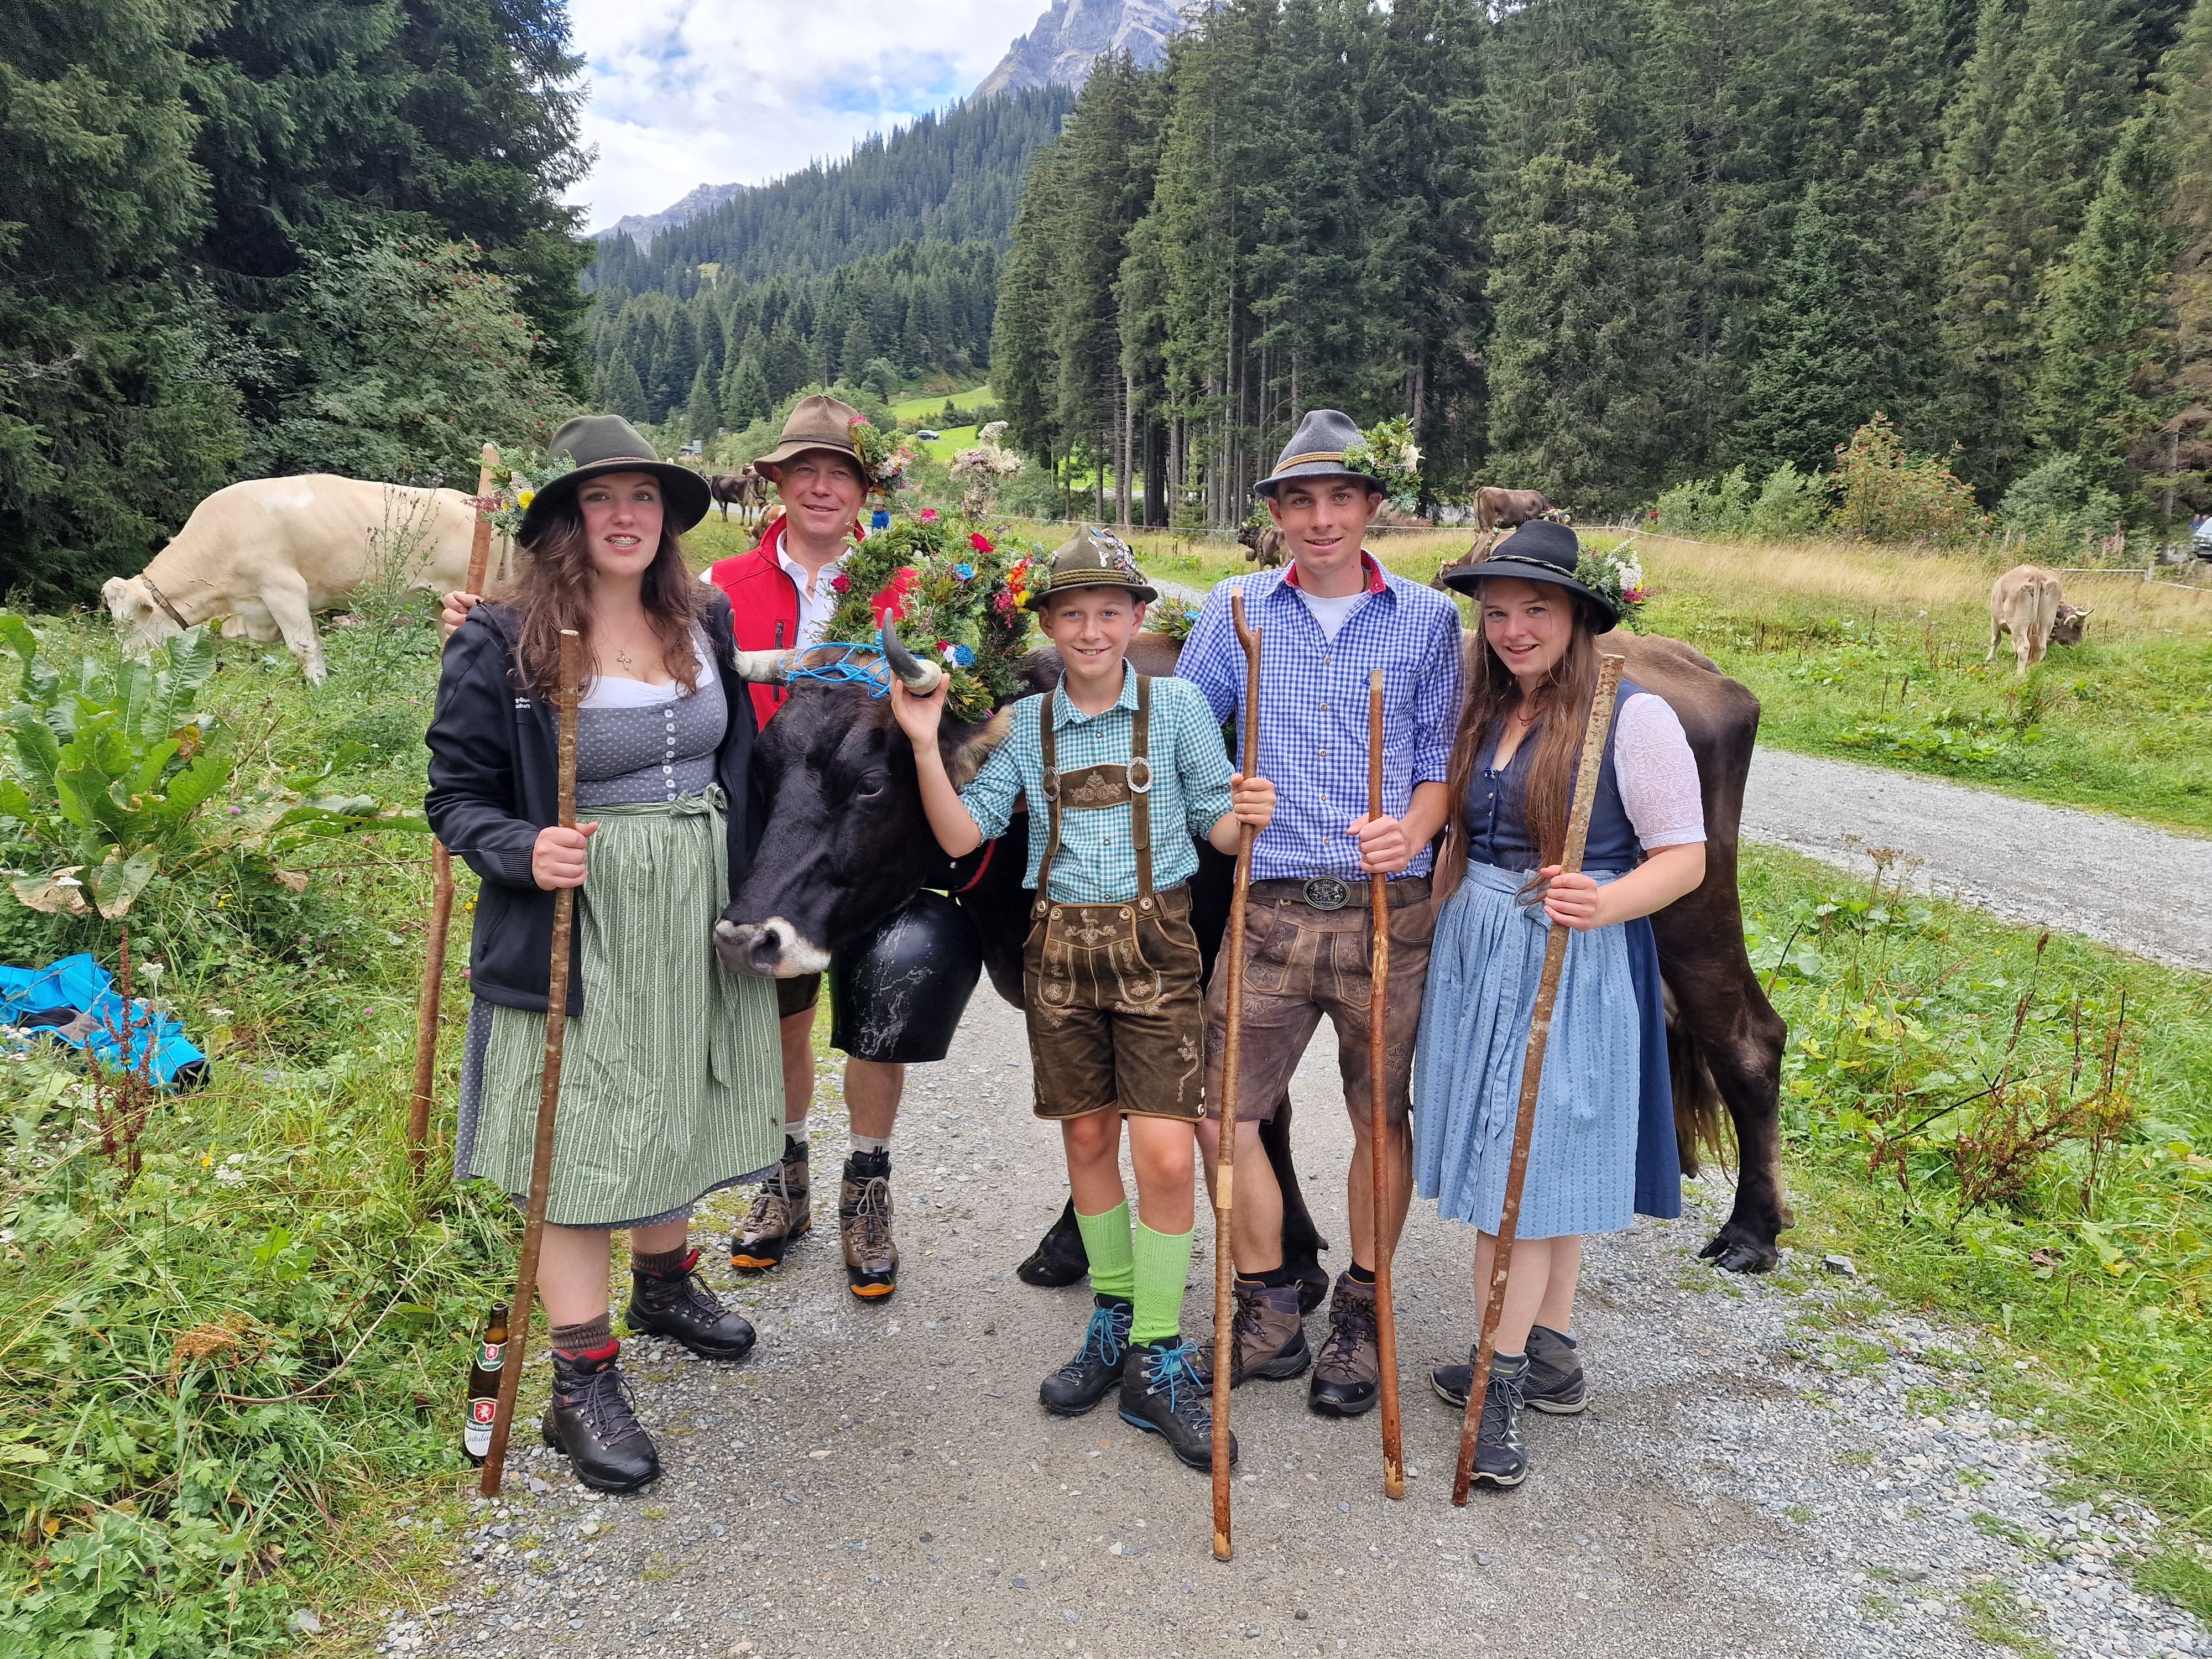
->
[916, 429, 941, 442]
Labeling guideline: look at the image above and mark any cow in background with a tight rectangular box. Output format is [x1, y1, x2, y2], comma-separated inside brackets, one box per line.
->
[1237, 522, 1288, 567]
[710, 467, 767, 523]
[102, 475, 508, 683]
[1473, 485, 1553, 533]
[1988, 563, 2093, 675]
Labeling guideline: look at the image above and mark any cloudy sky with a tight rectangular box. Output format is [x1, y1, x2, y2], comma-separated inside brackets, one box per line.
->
[565, 0, 1048, 229]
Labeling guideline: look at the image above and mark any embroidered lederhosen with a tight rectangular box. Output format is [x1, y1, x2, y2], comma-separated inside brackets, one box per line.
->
[1021, 676, 1206, 1121]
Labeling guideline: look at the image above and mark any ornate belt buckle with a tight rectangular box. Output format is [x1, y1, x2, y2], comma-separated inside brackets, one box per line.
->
[1302, 877, 1350, 911]
[1040, 768, 1060, 802]
[1126, 756, 1152, 794]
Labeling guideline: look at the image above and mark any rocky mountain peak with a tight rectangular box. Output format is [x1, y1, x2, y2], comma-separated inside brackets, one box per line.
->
[973, 0, 1182, 98]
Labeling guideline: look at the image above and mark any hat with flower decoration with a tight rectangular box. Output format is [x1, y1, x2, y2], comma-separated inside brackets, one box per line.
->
[1025, 526, 1159, 612]
[518, 414, 712, 542]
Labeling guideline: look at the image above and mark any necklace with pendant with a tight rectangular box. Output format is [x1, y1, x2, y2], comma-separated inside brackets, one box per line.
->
[615, 648, 638, 672]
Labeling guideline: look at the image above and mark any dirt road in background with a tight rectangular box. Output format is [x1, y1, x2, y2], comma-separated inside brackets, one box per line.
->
[378, 990, 2206, 1659]
[1741, 749, 2212, 971]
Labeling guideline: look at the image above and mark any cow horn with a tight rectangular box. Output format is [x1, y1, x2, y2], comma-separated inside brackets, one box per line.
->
[878, 619, 945, 693]
[729, 648, 791, 684]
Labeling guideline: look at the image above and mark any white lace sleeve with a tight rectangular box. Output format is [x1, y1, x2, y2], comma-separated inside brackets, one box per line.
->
[1614, 692, 1704, 850]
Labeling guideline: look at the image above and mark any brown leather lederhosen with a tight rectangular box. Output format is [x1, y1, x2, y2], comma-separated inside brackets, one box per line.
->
[1021, 676, 1206, 1122]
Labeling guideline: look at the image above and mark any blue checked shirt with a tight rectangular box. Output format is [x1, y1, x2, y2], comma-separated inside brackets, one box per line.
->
[961, 663, 1236, 904]
[1178, 555, 1464, 881]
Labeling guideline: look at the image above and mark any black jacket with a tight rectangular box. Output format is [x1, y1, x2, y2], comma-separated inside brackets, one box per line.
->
[424, 594, 760, 1014]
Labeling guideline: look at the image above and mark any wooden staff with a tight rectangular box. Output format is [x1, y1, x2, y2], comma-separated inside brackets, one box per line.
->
[481, 626, 583, 1499]
[1452, 652, 1625, 1506]
[408, 442, 502, 1173]
[1366, 670, 1405, 1500]
[1212, 591, 1261, 1562]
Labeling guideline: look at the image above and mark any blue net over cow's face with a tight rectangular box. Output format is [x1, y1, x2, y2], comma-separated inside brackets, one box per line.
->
[714, 681, 1005, 979]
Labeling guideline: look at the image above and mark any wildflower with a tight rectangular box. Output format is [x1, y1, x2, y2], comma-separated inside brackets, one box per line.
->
[969, 532, 994, 555]
[952, 563, 974, 581]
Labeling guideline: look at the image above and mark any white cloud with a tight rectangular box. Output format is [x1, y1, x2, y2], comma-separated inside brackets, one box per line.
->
[565, 0, 1049, 229]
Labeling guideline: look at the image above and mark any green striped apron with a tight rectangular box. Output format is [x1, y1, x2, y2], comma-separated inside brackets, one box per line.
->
[463, 787, 781, 1228]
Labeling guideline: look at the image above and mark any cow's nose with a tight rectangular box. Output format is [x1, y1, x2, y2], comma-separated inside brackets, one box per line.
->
[745, 922, 790, 975]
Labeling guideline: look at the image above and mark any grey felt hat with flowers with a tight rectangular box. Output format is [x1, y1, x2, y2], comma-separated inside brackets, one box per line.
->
[1253, 408, 1386, 498]
[1025, 526, 1159, 612]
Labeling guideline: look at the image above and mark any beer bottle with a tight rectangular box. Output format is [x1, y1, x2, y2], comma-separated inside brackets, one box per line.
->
[463, 1302, 509, 1465]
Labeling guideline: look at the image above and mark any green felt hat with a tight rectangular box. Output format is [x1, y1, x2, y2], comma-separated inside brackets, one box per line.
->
[1025, 526, 1159, 611]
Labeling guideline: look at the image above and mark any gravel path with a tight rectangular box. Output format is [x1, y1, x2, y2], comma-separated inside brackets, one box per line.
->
[1740, 749, 2212, 971]
[372, 990, 2209, 1659]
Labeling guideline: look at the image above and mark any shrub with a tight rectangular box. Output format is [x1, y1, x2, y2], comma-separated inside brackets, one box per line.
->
[1749, 462, 1830, 539]
[1652, 466, 1754, 536]
[1828, 414, 1989, 545]
[1999, 454, 2126, 559]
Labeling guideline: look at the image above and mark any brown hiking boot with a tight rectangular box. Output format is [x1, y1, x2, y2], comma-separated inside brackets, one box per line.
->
[839, 1151, 898, 1299]
[730, 1143, 810, 1273]
[1308, 1272, 1381, 1417]
[1193, 1280, 1310, 1387]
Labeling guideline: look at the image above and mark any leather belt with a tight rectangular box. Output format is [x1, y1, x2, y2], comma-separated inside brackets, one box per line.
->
[1248, 875, 1431, 912]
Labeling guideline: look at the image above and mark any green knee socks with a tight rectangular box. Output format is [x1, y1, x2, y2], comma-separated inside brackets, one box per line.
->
[1075, 1202, 1136, 1302]
[1130, 1218, 1196, 1346]
[1076, 1202, 1194, 1345]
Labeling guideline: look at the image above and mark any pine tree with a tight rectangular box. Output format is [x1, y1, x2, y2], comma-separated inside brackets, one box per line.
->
[720, 348, 771, 427]
[1934, 0, 2139, 491]
[685, 362, 722, 447]
[2145, 0, 2212, 519]
[1736, 186, 1888, 472]
[2026, 114, 2177, 493]
[601, 353, 650, 424]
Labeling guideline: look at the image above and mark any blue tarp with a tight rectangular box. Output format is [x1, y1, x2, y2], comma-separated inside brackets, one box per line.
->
[0, 953, 209, 1089]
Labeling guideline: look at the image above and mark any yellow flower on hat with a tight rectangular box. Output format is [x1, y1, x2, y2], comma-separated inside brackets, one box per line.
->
[517, 488, 536, 509]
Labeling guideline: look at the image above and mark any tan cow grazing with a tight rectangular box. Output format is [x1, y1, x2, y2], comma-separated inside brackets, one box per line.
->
[102, 474, 512, 683]
[1473, 485, 1553, 533]
[1987, 563, 2093, 676]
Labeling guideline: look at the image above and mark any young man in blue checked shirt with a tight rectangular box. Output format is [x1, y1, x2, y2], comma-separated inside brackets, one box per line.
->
[893, 527, 1276, 1473]
[1178, 409, 1465, 1419]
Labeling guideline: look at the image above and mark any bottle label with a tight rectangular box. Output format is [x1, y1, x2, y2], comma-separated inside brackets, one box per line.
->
[479, 1339, 505, 1371]
[464, 1396, 497, 1457]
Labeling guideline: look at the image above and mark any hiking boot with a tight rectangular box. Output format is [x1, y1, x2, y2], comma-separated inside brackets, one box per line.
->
[730, 1142, 810, 1272]
[1192, 1280, 1309, 1387]
[839, 1152, 898, 1299]
[1040, 1298, 1133, 1416]
[541, 1343, 660, 1494]
[1524, 1323, 1588, 1414]
[625, 1248, 757, 1362]
[1469, 1352, 1531, 1490]
[1307, 1272, 1381, 1417]
[1119, 1339, 1235, 1472]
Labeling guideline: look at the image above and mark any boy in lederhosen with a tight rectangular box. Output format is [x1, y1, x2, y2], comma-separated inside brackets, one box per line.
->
[892, 528, 1275, 1472]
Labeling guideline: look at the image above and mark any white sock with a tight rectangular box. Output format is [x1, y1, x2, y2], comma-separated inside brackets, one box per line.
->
[784, 1122, 810, 1146]
[851, 1134, 891, 1157]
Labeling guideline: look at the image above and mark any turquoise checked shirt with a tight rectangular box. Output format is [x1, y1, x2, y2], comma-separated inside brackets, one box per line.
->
[961, 662, 1235, 904]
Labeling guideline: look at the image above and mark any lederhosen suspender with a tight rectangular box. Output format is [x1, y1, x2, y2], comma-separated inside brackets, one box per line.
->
[1032, 675, 1154, 919]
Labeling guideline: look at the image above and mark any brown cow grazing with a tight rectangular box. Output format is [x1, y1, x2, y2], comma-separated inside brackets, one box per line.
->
[1988, 564, 2093, 675]
[709, 470, 759, 521]
[1474, 485, 1552, 533]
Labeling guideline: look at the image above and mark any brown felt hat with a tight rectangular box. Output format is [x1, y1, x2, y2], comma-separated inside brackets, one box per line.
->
[755, 393, 869, 476]
[519, 414, 711, 542]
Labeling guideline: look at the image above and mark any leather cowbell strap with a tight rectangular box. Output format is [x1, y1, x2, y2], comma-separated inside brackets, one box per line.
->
[1033, 675, 1153, 915]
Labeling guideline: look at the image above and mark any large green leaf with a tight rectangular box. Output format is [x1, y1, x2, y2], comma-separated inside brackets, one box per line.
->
[4, 705, 60, 792]
[86, 851, 158, 920]
[0, 613, 56, 709]
[150, 749, 232, 832]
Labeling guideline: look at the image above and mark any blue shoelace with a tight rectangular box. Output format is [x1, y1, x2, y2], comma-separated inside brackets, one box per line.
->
[1145, 1339, 1208, 1415]
[1071, 1303, 1128, 1371]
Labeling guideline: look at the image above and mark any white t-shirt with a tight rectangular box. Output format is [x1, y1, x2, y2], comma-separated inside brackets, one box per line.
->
[1295, 587, 1366, 641]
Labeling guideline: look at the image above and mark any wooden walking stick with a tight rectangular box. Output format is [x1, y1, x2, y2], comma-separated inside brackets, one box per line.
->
[409, 442, 502, 1173]
[481, 626, 583, 1500]
[1212, 592, 1261, 1563]
[1451, 653, 1625, 1506]
[1366, 670, 1405, 1500]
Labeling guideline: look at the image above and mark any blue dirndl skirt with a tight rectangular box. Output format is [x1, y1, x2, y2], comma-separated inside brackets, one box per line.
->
[1412, 862, 1682, 1237]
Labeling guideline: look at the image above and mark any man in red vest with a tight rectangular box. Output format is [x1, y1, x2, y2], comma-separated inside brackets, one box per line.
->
[704, 394, 910, 1300]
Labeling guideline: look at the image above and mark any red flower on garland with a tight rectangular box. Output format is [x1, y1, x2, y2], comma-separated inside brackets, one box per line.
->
[871, 566, 919, 626]
[830, 571, 852, 594]
[969, 531, 994, 554]
[919, 508, 939, 522]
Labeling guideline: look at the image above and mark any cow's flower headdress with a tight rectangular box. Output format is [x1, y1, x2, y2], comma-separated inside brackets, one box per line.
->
[825, 515, 1036, 722]
[1574, 543, 1648, 631]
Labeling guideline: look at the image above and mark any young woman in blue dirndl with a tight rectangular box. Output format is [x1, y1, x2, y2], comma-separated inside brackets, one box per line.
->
[1417, 520, 1708, 1491]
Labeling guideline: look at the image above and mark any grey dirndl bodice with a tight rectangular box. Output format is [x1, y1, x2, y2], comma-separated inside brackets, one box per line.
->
[573, 664, 728, 808]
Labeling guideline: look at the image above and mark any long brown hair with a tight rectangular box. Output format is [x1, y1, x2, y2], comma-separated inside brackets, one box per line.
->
[506, 492, 705, 700]
[1435, 583, 1603, 902]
